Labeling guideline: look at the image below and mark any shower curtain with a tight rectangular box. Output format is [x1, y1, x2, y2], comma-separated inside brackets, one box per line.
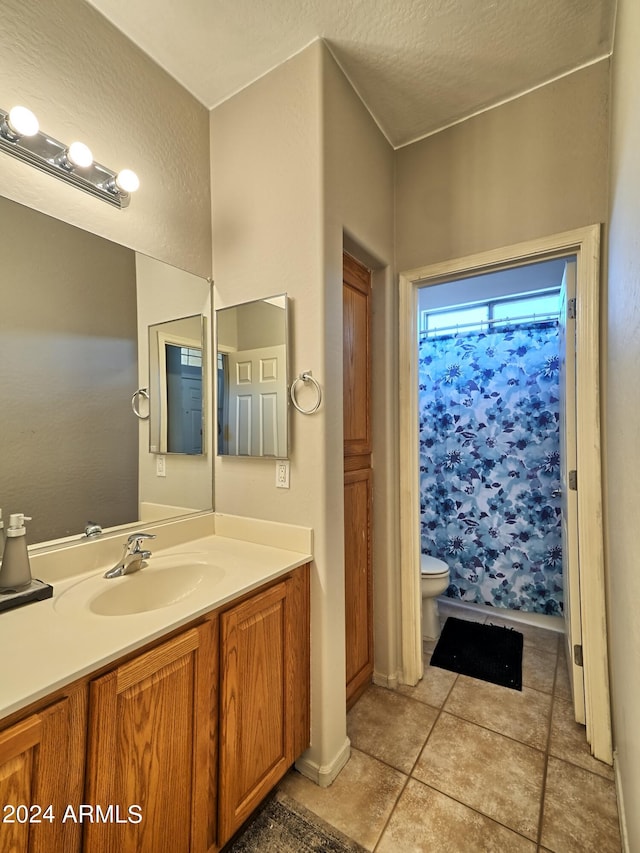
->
[418, 320, 563, 615]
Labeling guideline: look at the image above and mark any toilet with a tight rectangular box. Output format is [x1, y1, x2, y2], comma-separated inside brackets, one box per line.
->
[421, 555, 451, 640]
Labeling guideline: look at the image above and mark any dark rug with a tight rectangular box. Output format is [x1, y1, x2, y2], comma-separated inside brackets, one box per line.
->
[224, 791, 367, 853]
[431, 616, 524, 690]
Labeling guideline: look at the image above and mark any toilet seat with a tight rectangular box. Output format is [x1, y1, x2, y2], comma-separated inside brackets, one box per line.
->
[421, 555, 449, 577]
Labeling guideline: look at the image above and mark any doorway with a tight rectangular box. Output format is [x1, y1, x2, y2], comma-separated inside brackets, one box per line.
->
[398, 226, 612, 763]
[417, 260, 567, 615]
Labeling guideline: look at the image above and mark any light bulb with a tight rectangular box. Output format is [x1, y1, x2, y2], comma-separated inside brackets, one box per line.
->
[7, 105, 39, 137]
[115, 169, 139, 193]
[67, 141, 93, 169]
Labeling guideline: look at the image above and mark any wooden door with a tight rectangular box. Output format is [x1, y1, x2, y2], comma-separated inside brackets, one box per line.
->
[218, 582, 291, 840]
[0, 691, 86, 853]
[343, 252, 373, 708]
[84, 624, 216, 853]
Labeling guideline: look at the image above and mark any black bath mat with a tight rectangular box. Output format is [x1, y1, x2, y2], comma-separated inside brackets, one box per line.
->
[224, 791, 367, 853]
[431, 616, 524, 690]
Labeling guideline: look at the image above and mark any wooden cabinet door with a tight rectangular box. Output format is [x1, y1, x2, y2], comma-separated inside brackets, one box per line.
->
[218, 581, 293, 841]
[343, 255, 371, 455]
[343, 252, 373, 708]
[344, 467, 373, 701]
[84, 624, 216, 853]
[0, 690, 86, 853]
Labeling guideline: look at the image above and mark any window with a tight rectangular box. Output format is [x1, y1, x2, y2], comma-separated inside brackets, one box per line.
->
[421, 289, 560, 336]
[180, 346, 202, 367]
[425, 304, 488, 335]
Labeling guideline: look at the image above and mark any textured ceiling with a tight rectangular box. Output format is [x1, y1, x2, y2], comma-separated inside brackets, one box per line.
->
[86, 0, 616, 148]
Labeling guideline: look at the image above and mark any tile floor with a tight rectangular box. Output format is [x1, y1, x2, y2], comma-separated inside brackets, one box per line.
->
[279, 602, 622, 852]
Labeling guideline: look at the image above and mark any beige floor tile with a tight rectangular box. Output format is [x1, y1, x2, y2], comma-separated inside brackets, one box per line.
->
[444, 675, 552, 750]
[413, 712, 545, 840]
[541, 757, 621, 852]
[347, 686, 438, 773]
[550, 697, 615, 781]
[395, 654, 458, 709]
[278, 749, 406, 852]
[522, 645, 557, 694]
[486, 614, 560, 655]
[376, 778, 537, 853]
[554, 647, 572, 701]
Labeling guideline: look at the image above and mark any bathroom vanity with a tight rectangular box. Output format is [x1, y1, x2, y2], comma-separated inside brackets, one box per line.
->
[0, 514, 312, 853]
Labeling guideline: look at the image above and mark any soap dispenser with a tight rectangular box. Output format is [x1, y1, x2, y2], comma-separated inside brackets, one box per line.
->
[0, 513, 33, 592]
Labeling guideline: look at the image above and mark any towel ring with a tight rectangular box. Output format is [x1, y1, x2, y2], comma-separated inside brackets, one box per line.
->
[131, 387, 150, 420]
[290, 371, 322, 414]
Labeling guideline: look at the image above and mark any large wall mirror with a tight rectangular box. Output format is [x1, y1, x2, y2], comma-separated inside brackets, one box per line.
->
[217, 294, 289, 458]
[0, 194, 213, 546]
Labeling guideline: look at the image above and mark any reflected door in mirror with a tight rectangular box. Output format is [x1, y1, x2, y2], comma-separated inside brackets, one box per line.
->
[149, 314, 206, 456]
[165, 344, 203, 454]
[216, 294, 289, 458]
[221, 346, 286, 456]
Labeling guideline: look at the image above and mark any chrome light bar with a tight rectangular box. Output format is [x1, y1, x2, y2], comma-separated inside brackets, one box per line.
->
[0, 106, 138, 209]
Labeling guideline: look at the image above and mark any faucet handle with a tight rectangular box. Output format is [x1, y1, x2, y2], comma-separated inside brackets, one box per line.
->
[84, 522, 103, 539]
[126, 531, 157, 552]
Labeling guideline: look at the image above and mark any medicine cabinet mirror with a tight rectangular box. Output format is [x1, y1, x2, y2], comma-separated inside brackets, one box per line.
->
[148, 314, 207, 456]
[216, 294, 289, 458]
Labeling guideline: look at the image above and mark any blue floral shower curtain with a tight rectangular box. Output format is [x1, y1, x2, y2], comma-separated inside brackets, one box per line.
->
[418, 321, 563, 615]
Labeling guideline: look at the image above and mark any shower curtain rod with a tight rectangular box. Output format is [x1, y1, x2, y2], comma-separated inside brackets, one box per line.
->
[419, 311, 560, 337]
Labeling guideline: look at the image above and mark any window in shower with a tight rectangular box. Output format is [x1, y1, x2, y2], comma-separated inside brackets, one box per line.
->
[421, 288, 560, 336]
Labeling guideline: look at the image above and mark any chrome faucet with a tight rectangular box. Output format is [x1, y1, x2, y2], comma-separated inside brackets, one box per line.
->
[104, 532, 156, 578]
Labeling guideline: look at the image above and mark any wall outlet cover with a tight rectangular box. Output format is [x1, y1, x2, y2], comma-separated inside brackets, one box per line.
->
[275, 459, 290, 488]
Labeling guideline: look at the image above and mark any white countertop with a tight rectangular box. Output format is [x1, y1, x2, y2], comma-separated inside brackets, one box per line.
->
[0, 514, 312, 722]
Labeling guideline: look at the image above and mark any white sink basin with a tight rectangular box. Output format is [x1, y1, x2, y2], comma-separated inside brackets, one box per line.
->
[89, 564, 215, 616]
[55, 554, 225, 617]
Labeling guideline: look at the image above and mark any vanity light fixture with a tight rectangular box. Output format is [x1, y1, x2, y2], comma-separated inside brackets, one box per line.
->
[0, 104, 139, 209]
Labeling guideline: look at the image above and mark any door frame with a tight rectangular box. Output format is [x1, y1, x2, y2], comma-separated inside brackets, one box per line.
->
[398, 225, 613, 763]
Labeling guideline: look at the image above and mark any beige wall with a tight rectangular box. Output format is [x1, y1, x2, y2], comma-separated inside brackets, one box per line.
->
[321, 50, 399, 685]
[606, 0, 640, 845]
[210, 43, 337, 774]
[396, 61, 610, 272]
[0, 0, 211, 276]
[211, 41, 396, 778]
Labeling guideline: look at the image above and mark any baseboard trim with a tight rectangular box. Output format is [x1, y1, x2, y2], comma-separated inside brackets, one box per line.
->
[294, 737, 351, 788]
[373, 669, 401, 690]
[614, 750, 630, 853]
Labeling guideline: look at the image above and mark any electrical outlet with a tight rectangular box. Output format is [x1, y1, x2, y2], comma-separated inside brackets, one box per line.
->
[156, 455, 166, 477]
[275, 459, 290, 489]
